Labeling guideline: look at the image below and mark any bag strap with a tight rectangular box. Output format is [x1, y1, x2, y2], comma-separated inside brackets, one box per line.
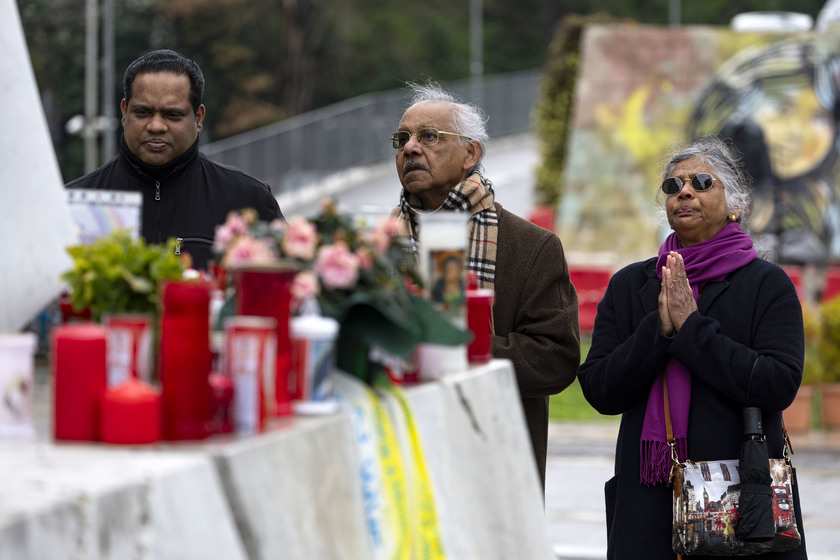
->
[747, 359, 796, 459]
[782, 417, 795, 462]
[663, 374, 684, 560]
[663, 373, 674, 444]
[662, 373, 680, 468]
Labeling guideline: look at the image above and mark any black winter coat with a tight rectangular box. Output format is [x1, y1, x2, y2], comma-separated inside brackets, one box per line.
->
[66, 138, 282, 270]
[578, 256, 807, 560]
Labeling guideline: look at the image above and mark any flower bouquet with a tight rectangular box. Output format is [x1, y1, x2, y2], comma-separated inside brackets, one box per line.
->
[213, 201, 472, 384]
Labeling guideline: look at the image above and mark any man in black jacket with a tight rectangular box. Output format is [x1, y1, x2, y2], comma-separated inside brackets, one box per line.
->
[66, 49, 283, 270]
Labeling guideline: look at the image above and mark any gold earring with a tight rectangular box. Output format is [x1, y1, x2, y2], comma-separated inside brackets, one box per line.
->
[729, 214, 737, 222]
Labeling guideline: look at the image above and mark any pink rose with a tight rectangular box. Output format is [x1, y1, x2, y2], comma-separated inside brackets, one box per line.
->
[366, 216, 402, 254]
[213, 212, 250, 253]
[282, 216, 318, 261]
[291, 271, 321, 311]
[221, 236, 277, 268]
[377, 216, 402, 237]
[355, 246, 374, 271]
[315, 243, 360, 289]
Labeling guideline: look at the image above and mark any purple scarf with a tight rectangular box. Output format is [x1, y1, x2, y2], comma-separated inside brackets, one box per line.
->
[640, 222, 756, 486]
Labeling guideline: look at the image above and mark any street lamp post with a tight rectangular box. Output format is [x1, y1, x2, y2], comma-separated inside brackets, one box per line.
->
[469, 0, 484, 108]
[84, 0, 98, 173]
[76, 0, 117, 171]
[102, 0, 116, 161]
[669, 0, 681, 26]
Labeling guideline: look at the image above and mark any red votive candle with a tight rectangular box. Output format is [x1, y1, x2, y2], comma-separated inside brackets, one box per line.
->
[52, 322, 108, 441]
[467, 289, 495, 363]
[234, 264, 297, 416]
[159, 280, 213, 440]
[209, 371, 235, 434]
[58, 291, 92, 323]
[100, 378, 161, 444]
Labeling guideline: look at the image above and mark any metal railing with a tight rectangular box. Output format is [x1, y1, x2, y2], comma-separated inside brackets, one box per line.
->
[200, 69, 542, 195]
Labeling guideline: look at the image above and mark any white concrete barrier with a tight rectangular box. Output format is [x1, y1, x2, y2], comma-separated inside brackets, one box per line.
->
[210, 415, 371, 560]
[0, 444, 246, 560]
[0, 359, 553, 560]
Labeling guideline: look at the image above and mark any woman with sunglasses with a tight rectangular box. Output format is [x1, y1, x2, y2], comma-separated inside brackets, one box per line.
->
[577, 136, 807, 559]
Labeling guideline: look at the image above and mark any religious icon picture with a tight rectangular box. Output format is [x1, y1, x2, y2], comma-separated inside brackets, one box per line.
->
[428, 249, 466, 321]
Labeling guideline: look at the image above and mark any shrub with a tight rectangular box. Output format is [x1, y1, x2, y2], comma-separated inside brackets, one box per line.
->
[818, 295, 840, 383]
[802, 303, 824, 386]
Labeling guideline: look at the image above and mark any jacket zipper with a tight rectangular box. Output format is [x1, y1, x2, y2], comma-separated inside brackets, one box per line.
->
[175, 237, 214, 256]
[154, 180, 162, 244]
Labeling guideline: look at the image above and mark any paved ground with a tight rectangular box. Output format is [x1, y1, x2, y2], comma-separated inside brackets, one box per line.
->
[546, 421, 840, 560]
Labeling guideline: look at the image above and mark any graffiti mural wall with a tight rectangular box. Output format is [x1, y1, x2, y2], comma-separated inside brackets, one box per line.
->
[560, 24, 840, 266]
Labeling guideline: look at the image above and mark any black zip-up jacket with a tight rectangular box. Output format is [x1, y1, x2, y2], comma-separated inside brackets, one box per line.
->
[66, 137, 283, 270]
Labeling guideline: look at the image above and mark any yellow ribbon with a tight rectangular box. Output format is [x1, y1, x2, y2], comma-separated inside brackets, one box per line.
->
[385, 384, 447, 560]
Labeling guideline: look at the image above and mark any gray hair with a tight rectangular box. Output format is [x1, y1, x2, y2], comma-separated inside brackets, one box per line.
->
[655, 136, 753, 230]
[405, 81, 489, 174]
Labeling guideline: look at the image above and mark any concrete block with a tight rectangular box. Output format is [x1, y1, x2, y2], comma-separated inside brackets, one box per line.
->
[210, 415, 371, 560]
[0, 443, 246, 560]
[405, 360, 555, 559]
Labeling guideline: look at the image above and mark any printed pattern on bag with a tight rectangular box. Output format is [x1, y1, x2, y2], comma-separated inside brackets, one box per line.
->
[672, 458, 801, 555]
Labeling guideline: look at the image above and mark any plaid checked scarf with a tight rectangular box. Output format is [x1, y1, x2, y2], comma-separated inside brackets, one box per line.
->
[390, 172, 499, 290]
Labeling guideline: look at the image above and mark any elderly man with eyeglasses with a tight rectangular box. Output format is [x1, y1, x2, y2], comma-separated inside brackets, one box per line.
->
[388, 81, 581, 491]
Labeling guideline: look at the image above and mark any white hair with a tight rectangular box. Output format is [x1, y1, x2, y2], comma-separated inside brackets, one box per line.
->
[406, 81, 489, 174]
[654, 136, 753, 230]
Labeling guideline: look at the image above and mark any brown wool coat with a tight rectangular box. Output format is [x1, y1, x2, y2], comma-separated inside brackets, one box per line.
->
[491, 204, 581, 488]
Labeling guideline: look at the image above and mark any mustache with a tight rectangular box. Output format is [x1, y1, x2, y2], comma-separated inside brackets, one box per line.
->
[402, 160, 429, 174]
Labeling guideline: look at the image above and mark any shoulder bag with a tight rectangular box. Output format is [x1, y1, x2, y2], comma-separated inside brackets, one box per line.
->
[664, 376, 802, 556]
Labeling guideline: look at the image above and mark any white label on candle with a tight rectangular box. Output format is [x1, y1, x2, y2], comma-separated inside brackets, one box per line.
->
[230, 334, 260, 435]
[107, 329, 133, 387]
[417, 212, 469, 377]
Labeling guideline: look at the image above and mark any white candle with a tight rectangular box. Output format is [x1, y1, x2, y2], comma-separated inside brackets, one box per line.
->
[417, 212, 469, 378]
[0, 333, 37, 440]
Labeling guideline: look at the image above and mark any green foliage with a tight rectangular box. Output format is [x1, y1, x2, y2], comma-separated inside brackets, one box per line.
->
[548, 337, 610, 421]
[818, 296, 840, 383]
[548, 377, 614, 421]
[532, 13, 621, 209]
[61, 230, 187, 321]
[802, 303, 825, 385]
[797, 297, 840, 385]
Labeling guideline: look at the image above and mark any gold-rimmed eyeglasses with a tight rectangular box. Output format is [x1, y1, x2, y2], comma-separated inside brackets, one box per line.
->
[390, 127, 471, 150]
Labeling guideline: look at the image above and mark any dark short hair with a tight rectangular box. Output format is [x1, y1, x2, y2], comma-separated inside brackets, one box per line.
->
[123, 49, 204, 114]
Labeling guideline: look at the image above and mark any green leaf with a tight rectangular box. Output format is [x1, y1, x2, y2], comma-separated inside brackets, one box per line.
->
[334, 293, 472, 367]
[122, 270, 154, 294]
[406, 294, 473, 346]
[339, 302, 419, 359]
[216, 293, 237, 332]
[61, 229, 187, 320]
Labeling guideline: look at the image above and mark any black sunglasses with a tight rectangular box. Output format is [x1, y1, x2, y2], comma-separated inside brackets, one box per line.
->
[661, 173, 716, 195]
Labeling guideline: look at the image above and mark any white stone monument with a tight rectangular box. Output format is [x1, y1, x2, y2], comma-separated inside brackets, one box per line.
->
[0, 0, 79, 332]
